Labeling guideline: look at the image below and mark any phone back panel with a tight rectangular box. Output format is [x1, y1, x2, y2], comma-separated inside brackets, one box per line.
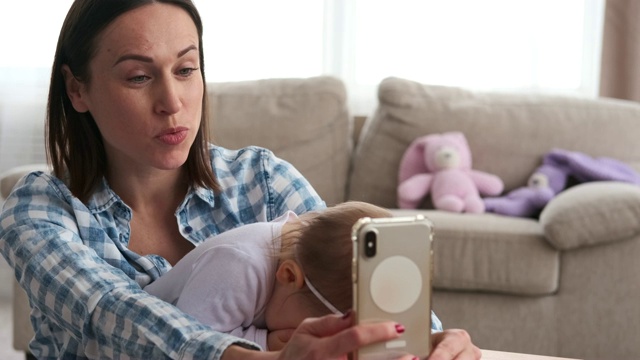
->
[352, 215, 433, 359]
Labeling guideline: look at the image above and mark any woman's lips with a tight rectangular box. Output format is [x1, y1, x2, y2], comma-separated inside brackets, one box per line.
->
[157, 127, 188, 145]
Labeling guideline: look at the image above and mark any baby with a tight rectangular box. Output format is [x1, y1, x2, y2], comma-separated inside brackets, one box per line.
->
[144, 201, 391, 350]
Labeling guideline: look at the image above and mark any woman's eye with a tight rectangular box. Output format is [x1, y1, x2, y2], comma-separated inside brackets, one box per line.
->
[129, 75, 149, 84]
[178, 67, 199, 77]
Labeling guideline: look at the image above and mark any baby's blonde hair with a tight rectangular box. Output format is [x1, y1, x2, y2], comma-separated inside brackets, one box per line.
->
[281, 201, 392, 315]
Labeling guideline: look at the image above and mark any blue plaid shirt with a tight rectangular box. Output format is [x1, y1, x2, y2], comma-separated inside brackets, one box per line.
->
[0, 144, 442, 359]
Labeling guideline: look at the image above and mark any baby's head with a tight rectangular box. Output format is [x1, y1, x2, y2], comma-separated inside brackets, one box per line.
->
[265, 201, 391, 331]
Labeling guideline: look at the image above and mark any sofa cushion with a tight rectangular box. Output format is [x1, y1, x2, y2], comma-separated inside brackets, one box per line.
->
[348, 77, 640, 208]
[208, 76, 350, 206]
[541, 182, 640, 250]
[392, 209, 560, 295]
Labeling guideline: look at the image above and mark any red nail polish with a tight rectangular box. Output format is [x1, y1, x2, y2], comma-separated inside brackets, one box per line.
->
[341, 309, 353, 319]
[395, 324, 405, 333]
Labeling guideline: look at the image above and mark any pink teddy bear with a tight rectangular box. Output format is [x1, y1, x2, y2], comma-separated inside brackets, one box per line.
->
[397, 132, 504, 213]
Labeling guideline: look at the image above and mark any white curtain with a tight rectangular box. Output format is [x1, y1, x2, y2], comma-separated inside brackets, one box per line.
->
[0, 1, 73, 175]
[0, 0, 605, 175]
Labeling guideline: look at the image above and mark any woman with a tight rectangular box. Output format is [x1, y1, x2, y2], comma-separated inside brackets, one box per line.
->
[0, 0, 480, 359]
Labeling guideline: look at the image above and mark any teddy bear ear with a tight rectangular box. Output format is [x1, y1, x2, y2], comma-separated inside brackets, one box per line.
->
[398, 135, 432, 183]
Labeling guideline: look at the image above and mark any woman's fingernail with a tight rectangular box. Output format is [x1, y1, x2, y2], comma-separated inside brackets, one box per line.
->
[395, 324, 405, 333]
[412, 357, 419, 360]
[341, 309, 353, 319]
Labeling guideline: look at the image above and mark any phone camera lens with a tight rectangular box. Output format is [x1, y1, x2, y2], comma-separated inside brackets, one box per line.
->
[365, 231, 377, 257]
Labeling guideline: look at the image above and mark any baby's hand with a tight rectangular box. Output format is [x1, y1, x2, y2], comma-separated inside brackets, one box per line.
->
[267, 328, 295, 351]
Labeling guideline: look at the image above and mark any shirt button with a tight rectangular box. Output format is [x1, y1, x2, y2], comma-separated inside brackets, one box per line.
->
[184, 226, 193, 234]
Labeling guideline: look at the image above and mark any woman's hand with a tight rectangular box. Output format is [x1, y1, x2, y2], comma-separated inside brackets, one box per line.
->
[223, 313, 480, 360]
[428, 329, 482, 360]
[275, 311, 412, 360]
[222, 311, 415, 360]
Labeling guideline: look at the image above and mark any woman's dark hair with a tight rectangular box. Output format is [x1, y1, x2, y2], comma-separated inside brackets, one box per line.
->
[284, 201, 392, 315]
[47, 0, 219, 202]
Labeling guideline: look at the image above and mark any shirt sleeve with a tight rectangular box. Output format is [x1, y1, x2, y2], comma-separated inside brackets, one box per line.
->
[229, 326, 268, 351]
[145, 213, 291, 352]
[0, 173, 257, 359]
[431, 310, 443, 332]
[172, 245, 271, 350]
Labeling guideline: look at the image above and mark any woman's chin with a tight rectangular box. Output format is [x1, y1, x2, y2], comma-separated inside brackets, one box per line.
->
[152, 151, 190, 170]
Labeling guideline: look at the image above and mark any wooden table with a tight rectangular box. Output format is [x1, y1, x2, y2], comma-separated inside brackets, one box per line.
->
[482, 349, 582, 360]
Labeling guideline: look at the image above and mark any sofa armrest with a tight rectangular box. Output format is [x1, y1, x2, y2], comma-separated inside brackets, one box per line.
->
[540, 182, 640, 250]
[13, 279, 34, 352]
[1, 164, 50, 199]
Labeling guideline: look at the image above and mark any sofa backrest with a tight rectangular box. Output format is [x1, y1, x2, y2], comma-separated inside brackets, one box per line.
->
[348, 76, 640, 208]
[207, 76, 351, 206]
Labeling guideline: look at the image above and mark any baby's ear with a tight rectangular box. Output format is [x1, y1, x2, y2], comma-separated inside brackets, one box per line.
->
[275, 259, 305, 289]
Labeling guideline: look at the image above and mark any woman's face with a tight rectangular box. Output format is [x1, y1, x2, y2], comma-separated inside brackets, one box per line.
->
[71, 3, 203, 174]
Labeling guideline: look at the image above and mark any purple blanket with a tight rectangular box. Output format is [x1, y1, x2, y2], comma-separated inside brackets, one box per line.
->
[543, 149, 640, 185]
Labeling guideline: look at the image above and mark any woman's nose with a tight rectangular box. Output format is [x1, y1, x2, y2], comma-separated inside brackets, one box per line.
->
[154, 78, 182, 115]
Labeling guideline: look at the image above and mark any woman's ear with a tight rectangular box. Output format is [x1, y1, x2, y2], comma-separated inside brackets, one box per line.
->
[275, 259, 305, 290]
[61, 65, 90, 113]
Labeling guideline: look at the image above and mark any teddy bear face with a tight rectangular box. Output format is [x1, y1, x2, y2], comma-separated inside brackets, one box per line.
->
[527, 173, 550, 188]
[423, 133, 472, 172]
[532, 164, 569, 194]
[432, 145, 461, 170]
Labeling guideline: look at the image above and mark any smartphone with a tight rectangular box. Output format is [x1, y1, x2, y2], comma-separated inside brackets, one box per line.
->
[352, 215, 434, 360]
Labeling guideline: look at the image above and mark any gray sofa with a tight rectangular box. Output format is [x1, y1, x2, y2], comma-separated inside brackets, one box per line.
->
[3, 76, 640, 360]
